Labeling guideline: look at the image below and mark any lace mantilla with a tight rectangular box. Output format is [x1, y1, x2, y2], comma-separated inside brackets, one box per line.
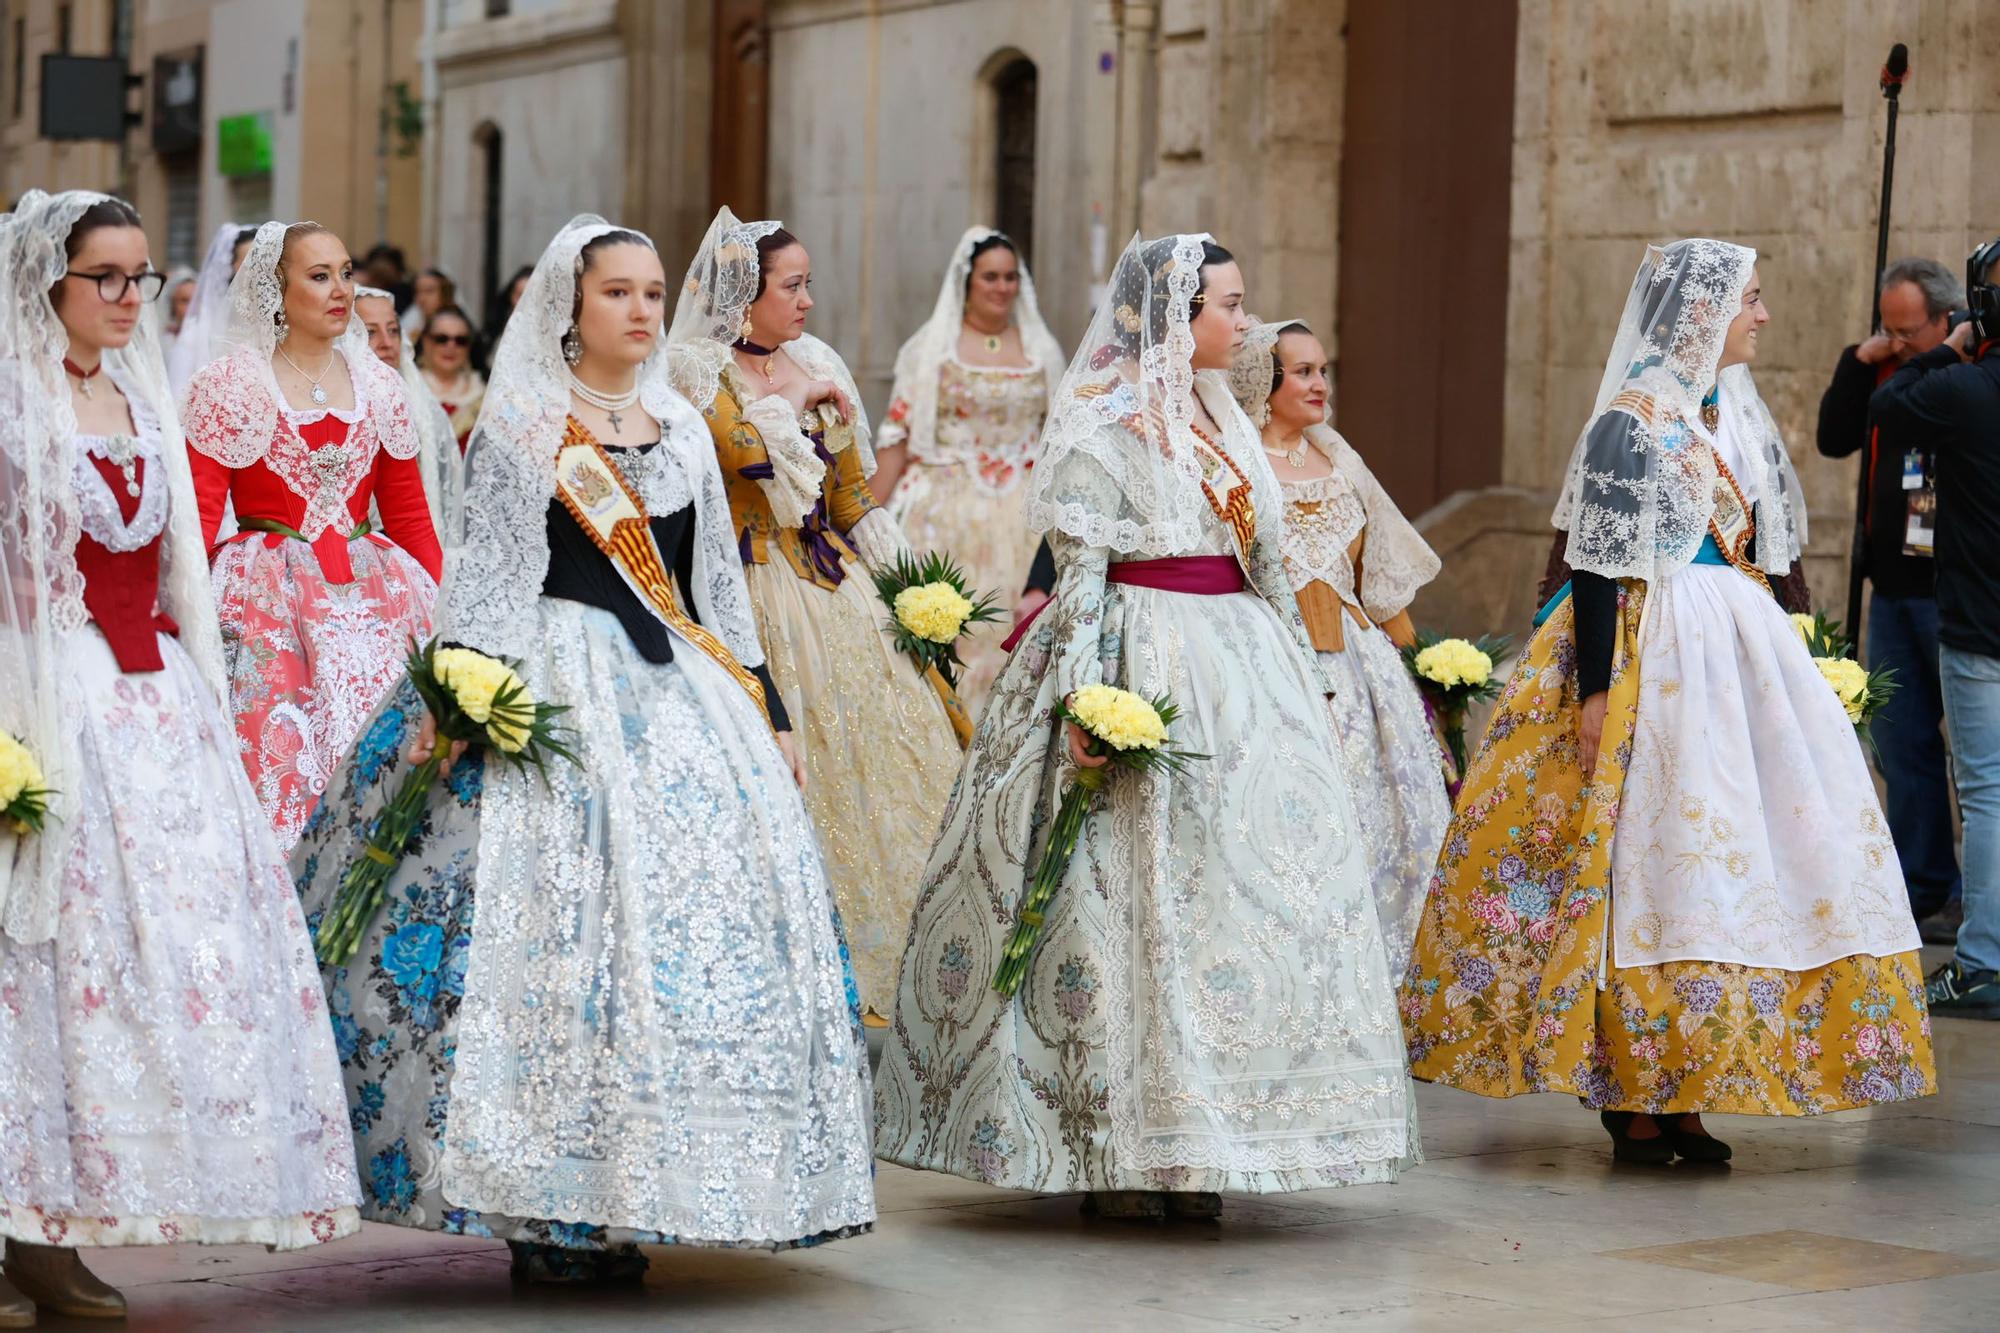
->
[1226, 320, 1439, 620]
[181, 221, 418, 474]
[445, 214, 764, 674]
[0, 189, 226, 945]
[1025, 233, 1227, 557]
[878, 225, 1065, 468]
[1550, 239, 1805, 586]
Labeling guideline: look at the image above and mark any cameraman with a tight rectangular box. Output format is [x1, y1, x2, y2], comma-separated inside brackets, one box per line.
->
[1817, 259, 1963, 941]
[1869, 242, 2000, 1019]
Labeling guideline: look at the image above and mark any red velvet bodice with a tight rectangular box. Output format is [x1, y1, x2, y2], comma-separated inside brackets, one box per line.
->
[77, 454, 178, 673]
[189, 412, 444, 585]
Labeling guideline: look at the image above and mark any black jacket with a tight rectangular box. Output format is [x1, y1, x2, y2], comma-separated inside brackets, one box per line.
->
[1869, 342, 2000, 658]
[1817, 345, 1935, 599]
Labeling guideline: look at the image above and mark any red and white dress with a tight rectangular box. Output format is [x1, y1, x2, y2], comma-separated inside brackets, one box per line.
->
[183, 347, 442, 850]
[0, 378, 361, 1249]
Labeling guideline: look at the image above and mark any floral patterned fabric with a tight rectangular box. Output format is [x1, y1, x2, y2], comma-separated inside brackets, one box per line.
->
[1400, 589, 1936, 1115]
[215, 530, 436, 852]
[876, 424, 1417, 1193]
[886, 357, 1051, 710]
[293, 600, 875, 1252]
[1, 628, 360, 1249]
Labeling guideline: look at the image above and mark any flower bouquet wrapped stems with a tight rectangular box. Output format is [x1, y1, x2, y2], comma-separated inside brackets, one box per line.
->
[0, 731, 53, 836]
[875, 551, 1004, 689]
[1790, 613, 1897, 748]
[1404, 631, 1510, 778]
[314, 639, 576, 965]
[992, 685, 1204, 997]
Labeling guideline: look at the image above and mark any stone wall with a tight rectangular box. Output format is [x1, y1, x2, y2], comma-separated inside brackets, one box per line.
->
[762, 0, 1115, 411]
[1504, 0, 2000, 616]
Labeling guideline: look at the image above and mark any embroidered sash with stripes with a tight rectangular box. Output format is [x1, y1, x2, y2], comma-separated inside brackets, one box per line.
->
[552, 418, 771, 725]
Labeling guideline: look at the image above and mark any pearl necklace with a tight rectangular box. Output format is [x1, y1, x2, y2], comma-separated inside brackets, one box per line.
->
[566, 371, 641, 412]
[569, 371, 642, 435]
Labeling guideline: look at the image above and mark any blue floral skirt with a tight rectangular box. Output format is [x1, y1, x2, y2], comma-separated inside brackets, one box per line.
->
[292, 603, 876, 1257]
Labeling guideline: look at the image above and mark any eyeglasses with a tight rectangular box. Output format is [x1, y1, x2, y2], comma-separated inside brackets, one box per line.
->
[427, 332, 470, 347]
[62, 269, 168, 303]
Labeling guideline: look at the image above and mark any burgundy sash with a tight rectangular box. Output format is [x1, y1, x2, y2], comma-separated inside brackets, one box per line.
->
[1001, 554, 1247, 652]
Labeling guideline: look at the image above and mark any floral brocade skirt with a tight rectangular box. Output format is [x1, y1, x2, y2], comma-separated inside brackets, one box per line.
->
[1399, 591, 1935, 1116]
[0, 628, 359, 1249]
[887, 463, 1042, 713]
[744, 560, 961, 1014]
[291, 603, 875, 1254]
[214, 531, 436, 853]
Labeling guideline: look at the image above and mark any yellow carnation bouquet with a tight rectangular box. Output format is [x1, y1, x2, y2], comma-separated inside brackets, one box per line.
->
[0, 731, 52, 836]
[991, 684, 1204, 996]
[314, 638, 577, 964]
[1402, 631, 1511, 782]
[874, 551, 1004, 688]
[1790, 611, 1897, 744]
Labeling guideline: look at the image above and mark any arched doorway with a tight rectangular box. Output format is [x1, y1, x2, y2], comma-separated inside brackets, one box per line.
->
[989, 55, 1037, 264]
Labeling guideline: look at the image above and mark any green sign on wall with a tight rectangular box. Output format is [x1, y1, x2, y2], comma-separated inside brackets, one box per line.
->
[217, 112, 274, 177]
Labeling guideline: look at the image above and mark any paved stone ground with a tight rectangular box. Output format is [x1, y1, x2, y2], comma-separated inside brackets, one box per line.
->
[38, 1010, 2000, 1331]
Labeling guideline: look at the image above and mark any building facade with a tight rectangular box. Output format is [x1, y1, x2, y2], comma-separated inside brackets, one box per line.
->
[2, 0, 424, 269]
[7, 0, 1994, 633]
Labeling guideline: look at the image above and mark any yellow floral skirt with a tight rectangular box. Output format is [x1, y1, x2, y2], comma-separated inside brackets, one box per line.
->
[1399, 588, 1935, 1116]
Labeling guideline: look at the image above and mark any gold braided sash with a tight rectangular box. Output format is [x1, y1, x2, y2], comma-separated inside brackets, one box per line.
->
[552, 418, 772, 727]
[1707, 447, 1770, 595]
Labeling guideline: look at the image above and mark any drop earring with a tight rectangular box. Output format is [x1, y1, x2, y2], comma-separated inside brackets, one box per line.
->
[274, 308, 289, 341]
[1256, 402, 1272, 429]
[738, 315, 755, 342]
[562, 326, 582, 366]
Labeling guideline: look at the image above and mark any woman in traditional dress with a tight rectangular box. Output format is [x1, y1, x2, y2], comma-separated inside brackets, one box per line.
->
[666, 208, 966, 1022]
[181, 222, 441, 850]
[291, 215, 874, 1283]
[869, 228, 1066, 708]
[355, 284, 462, 542]
[1227, 319, 1448, 972]
[1401, 239, 1932, 1163]
[416, 303, 485, 451]
[874, 233, 1417, 1220]
[0, 191, 359, 1324]
[165, 221, 255, 396]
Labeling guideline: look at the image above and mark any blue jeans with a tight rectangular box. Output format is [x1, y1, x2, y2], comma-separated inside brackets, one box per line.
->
[1940, 643, 2000, 974]
[1868, 593, 1961, 916]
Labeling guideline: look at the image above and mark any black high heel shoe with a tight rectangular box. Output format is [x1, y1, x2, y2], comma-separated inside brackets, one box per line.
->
[1664, 1114, 1732, 1163]
[1600, 1110, 1675, 1165]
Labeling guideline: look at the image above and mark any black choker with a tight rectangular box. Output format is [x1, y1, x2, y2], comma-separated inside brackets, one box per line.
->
[734, 337, 777, 356]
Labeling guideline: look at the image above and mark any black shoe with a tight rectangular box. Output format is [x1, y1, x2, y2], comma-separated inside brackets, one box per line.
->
[1925, 961, 2000, 1018]
[1664, 1115, 1732, 1163]
[1918, 900, 1964, 947]
[1599, 1110, 1675, 1165]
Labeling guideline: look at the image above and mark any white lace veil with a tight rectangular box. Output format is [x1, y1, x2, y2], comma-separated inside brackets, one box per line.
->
[1024, 231, 1270, 557]
[441, 214, 766, 674]
[182, 220, 417, 471]
[1551, 238, 1805, 584]
[1228, 318, 1440, 618]
[357, 283, 460, 540]
[165, 220, 245, 395]
[666, 207, 875, 475]
[0, 190, 225, 944]
[880, 226, 1065, 458]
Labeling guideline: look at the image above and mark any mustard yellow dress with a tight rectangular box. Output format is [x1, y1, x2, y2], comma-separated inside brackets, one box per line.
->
[1400, 580, 1936, 1116]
